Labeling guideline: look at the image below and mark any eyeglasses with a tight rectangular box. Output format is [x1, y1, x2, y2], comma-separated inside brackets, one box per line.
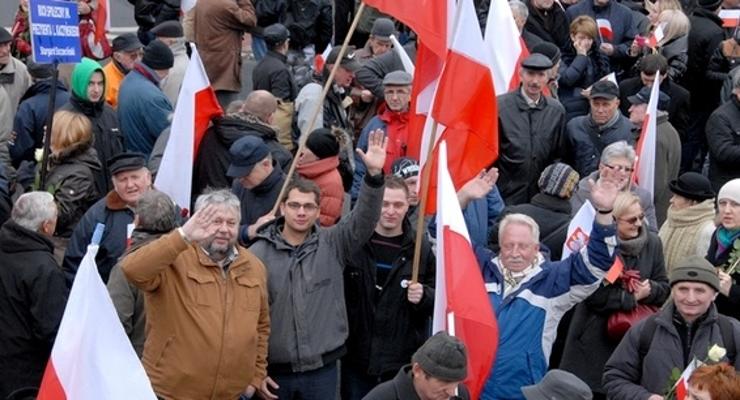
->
[603, 163, 634, 173]
[618, 214, 644, 224]
[285, 202, 319, 212]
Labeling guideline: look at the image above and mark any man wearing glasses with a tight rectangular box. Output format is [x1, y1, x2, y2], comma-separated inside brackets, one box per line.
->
[249, 131, 388, 400]
[570, 140, 659, 231]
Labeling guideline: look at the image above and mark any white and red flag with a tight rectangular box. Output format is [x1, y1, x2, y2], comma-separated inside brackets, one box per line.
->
[632, 72, 661, 202]
[313, 44, 333, 73]
[154, 46, 223, 214]
[647, 23, 665, 49]
[597, 18, 614, 42]
[674, 358, 702, 400]
[38, 238, 156, 399]
[484, 0, 528, 92]
[719, 9, 740, 28]
[416, 0, 499, 213]
[433, 141, 498, 399]
[561, 201, 596, 260]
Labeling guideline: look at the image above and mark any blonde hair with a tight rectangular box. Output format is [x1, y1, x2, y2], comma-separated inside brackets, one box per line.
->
[658, 9, 690, 46]
[645, 0, 682, 18]
[50, 110, 92, 155]
[612, 192, 642, 219]
[570, 15, 598, 41]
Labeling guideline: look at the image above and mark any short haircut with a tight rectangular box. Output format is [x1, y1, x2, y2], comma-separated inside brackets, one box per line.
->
[639, 54, 668, 75]
[384, 175, 410, 197]
[50, 110, 92, 154]
[600, 141, 636, 166]
[612, 191, 642, 219]
[509, 0, 529, 20]
[194, 188, 241, 217]
[226, 99, 244, 114]
[688, 363, 740, 400]
[134, 190, 179, 232]
[570, 16, 598, 40]
[498, 213, 540, 245]
[242, 90, 278, 121]
[12, 192, 57, 232]
[281, 177, 321, 204]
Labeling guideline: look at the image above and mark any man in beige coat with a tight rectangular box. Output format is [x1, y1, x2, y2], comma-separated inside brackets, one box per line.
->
[194, 0, 256, 107]
[122, 189, 270, 400]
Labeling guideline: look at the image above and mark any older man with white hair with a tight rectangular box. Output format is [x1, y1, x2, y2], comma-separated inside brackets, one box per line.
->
[0, 192, 68, 399]
[477, 178, 620, 399]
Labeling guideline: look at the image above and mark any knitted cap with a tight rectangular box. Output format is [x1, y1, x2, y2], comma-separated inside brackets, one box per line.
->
[305, 128, 339, 159]
[142, 40, 174, 70]
[412, 332, 468, 381]
[391, 157, 420, 179]
[670, 256, 720, 292]
[538, 163, 580, 199]
[718, 179, 740, 204]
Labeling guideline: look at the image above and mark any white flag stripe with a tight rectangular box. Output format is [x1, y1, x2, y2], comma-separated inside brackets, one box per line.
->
[561, 201, 596, 260]
[391, 35, 415, 75]
[484, 0, 522, 92]
[51, 245, 156, 399]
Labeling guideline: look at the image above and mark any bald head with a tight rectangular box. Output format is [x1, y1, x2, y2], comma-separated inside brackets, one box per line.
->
[242, 90, 278, 123]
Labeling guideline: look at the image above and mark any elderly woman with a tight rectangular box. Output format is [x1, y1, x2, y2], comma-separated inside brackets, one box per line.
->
[561, 191, 669, 398]
[708, 179, 740, 321]
[571, 141, 658, 231]
[44, 110, 102, 238]
[558, 15, 611, 119]
[659, 172, 716, 273]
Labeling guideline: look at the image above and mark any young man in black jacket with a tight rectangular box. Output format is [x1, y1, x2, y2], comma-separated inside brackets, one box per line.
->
[341, 175, 436, 400]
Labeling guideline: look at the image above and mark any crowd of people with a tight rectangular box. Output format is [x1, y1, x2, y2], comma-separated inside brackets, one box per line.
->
[3, 0, 740, 399]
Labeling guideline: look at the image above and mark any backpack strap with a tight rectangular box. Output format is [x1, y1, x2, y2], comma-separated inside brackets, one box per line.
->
[717, 315, 737, 364]
[638, 314, 659, 360]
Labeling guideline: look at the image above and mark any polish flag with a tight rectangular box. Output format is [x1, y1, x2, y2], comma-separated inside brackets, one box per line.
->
[674, 358, 702, 400]
[484, 0, 528, 92]
[647, 23, 665, 49]
[561, 201, 595, 260]
[597, 19, 614, 42]
[632, 72, 661, 202]
[719, 9, 740, 28]
[313, 44, 333, 73]
[38, 236, 157, 399]
[154, 46, 223, 214]
[420, 0, 499, 213]
[391, 34, 415, 75]
[433, 141, 498, 399]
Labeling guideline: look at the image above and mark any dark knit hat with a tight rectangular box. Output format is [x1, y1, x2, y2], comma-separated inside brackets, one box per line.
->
[531, 42, 561, 65]
[538, 163, 580, 199]
[142, 40, 174, 70]
[670, 256, 720, 292]
[697, 0, 722, 10]
[412, 332, 468, 381]
[669, 172, 715, 202]
[371, 18, 396, 42]
[305, 128, 339, 159]
[112, 33, 143, 52]
[391, 157, 420, 179]
[150, 20, 183, 38]
[108, 152, 148, 175]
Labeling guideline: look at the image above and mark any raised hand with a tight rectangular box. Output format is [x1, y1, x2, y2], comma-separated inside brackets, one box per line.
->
[458, 168, 499, 208]
[181, 204, 220, 243]
[589, 178, 620, 213]
[356, 129, 388, 176]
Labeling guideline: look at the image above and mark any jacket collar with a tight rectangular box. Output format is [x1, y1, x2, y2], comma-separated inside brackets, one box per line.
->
[391, 365, 421, 399]
[515, 88, 547, 110]
[105, 190, 132, 211]
[266, 50, 288, 63]
[252, 166, 284, 195]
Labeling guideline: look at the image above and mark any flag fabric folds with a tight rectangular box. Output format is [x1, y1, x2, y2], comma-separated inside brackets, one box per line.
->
[37, 242, 156, 400]
[484, 0, 527, 92]
[154, 46, 223, 214]
[633, 72, 661, 203]
[433, 141, 498, 399]
[362, 0, 449, 58]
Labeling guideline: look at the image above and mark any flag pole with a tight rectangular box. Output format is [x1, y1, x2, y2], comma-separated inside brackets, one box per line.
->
[269, 2, 367, 216]
[411, 121, 439, 283]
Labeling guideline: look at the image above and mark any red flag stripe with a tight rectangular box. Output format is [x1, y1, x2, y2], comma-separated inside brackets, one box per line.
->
[37, 361, 67, 400]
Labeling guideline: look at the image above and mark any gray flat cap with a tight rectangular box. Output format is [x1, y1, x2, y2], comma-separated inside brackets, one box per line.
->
[383, 70, 413, 86]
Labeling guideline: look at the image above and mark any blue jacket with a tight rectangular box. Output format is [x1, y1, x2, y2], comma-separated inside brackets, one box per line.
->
[477, 220, 617, 399]
[351, 116, 386, 202]
[11, 80, 70, 167]
[117, 64, 173, 156]
[558, 44, 611, 120]
[566, 0, 636, 60]
[565, 113, 635, 176]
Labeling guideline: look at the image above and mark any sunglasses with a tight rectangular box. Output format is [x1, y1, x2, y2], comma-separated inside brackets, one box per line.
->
[618, 214, 645, 224]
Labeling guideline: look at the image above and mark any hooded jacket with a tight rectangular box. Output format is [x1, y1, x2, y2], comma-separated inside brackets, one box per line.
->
[296, 155, 343, 227]
[0, 221, 68, 399]
[45, 142, 103, 237]
[62, 58, 125, 194]
[193, 114, 291, 197]
[11, 79, 70, 167]
[248, 173, 384, 373]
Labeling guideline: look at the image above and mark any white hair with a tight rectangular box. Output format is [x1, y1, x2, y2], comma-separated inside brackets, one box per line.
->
[498, 213, 540, 244]
[12, 192, 57, 231]
[194, 188, 241, 216]
[600, 141, 636, 165]
[509, 0, 529, 19]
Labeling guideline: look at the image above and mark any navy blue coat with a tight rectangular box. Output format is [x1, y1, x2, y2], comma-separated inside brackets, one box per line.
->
[565, 113, 635, 176]
[11, 80, 70, 167]
[566, 0, 637, 61]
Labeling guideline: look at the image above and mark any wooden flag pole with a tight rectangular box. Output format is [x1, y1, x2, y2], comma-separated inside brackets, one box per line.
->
[411, 121, 439, 284]
[269, 2, 367, 216]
